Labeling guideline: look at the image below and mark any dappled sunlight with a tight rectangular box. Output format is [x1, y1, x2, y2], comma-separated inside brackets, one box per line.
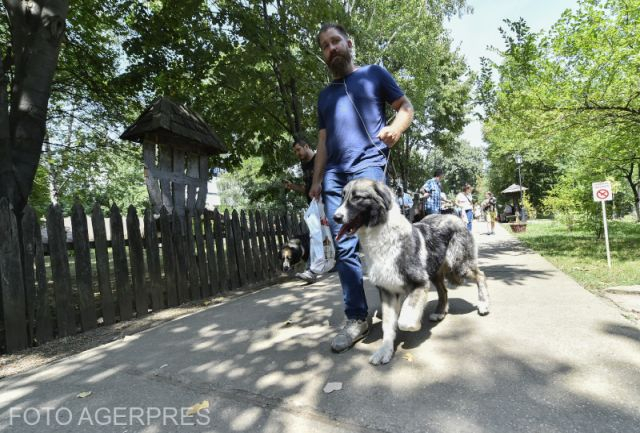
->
[229, 407, 263, 431]
[84, 365, 126, 384]
[1, 243, 639, 433]
[169, 325, 190, 334]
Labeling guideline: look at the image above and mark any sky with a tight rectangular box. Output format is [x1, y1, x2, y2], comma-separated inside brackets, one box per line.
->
[445, 0, 580, 147]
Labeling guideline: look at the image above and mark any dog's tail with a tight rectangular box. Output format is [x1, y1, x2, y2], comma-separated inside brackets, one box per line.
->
[444, 230, 477, 286]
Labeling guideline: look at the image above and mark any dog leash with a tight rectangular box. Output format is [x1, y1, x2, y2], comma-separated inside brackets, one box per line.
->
[338, 79, 392, 177]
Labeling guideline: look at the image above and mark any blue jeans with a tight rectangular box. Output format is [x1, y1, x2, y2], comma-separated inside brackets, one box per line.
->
[465, 209, 473, 232]
[322, 166, 386, 320]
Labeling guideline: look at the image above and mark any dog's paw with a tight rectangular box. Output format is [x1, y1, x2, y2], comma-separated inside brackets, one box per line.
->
[397, 317, 422, 332]
[429, 312, 446, 322]
[369, 345, 394, 365]
[477, 302, 490, 316]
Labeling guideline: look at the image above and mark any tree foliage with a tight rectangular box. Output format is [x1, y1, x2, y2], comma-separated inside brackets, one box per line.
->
[2, 0, 475, 212]
[479, 0, 640, 228]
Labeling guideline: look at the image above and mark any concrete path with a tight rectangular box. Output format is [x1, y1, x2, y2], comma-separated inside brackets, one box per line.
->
[1, 222, 639, 433]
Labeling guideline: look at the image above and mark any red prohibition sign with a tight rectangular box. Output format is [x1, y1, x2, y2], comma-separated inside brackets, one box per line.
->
[596, 189, 609, 199]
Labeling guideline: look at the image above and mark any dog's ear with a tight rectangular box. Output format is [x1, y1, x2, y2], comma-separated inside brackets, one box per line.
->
[368, 181, 393, 226]
[373, 182, 394, 210]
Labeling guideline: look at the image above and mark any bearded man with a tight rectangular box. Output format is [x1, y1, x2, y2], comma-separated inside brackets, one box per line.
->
[308, 23, 414, 353]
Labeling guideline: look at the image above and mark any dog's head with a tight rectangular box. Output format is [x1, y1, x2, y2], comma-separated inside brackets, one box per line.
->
[280, 239, 304, 272]
[333, 179, 395, 240]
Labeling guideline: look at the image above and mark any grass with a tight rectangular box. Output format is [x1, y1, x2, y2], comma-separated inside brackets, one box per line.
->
[511, 219, 640, 293]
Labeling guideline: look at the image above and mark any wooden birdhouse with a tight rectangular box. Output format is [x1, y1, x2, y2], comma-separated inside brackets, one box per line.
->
[120, 97, 227, 216]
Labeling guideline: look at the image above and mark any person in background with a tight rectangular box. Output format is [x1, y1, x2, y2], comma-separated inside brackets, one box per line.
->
[284, 136, 317, 280]
[395, 186, 413, 220]
[455, 184, 474, 232]
[420, 168, 445, 215]
[481, 191, 497, 235]
[284, 136, 316, 204]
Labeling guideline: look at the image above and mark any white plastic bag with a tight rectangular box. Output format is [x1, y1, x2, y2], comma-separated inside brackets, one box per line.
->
[304, 198, 336, 274]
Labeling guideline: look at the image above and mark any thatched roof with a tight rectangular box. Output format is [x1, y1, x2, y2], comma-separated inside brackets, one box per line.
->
[120, 96, 226, 154]
[501, 184, 528, 194]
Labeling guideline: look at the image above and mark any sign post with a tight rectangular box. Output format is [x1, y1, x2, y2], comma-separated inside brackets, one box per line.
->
[592, 181, 612, 269]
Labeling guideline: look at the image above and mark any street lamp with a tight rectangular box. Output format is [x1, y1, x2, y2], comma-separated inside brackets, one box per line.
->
[514, 153, 523, 222]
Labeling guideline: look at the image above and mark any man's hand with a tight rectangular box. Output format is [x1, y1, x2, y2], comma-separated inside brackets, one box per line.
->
[378, 126, 401, 147]
[283, 181, 293, 190]
[309, 181, 322, 200]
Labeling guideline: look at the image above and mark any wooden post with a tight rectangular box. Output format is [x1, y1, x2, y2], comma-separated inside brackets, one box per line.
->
[46, 204, 77, 337]
[172, 148, 186, 216]
[231, 210, 246, 287]
[224, 210, 239, 289]
[195, 155, 208, 212]
[110, 204, 133, 321]
[203, 210, 218, 295]
[127, 206, 148, 317]
[71, 203, 97, 331]
[249, 211, 264, 282]
[213, 209, 228, 292]
[240, 210, 255, 285]
[266, 212, 278, 277]
[194, 211, 210, 297]
[143, 138, 162, 214]
[159, 207, 178, 307]
[254, 211, 269, 279]
[33, 209, 53, 344]
[91, 204, 115, 325]
[20, 206, 38, 344]
[172, 210, 189, 302]
[185, 209, 201, 300]
[158, 143, 174, 214]
[0, 198, 29, 351]
[144, 208, 164, 311]
[186, 153, 199, 214]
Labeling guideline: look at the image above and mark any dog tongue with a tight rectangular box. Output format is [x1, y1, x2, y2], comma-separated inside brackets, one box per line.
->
[336, 224, 350, 241]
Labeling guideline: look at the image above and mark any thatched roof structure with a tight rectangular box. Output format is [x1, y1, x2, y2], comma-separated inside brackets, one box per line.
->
[120, 96, 226, 154]
[501, 184, 528, 194]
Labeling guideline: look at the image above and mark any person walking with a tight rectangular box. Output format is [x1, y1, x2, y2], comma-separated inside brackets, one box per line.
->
[420, 169, 445, 215]
[481, 191, 497, 235]
[308, 23, 414, 353]
[283, 136, 319, 281]
[395, 186, 413, 220]
[284, 136, 316, 204]
[456, 184, 474, 232]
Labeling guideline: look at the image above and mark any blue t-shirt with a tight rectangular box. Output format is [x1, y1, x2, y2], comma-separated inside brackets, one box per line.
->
[318, 65, 405, 174]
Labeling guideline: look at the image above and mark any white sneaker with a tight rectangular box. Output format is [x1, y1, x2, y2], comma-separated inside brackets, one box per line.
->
[296, 269, 318, 283]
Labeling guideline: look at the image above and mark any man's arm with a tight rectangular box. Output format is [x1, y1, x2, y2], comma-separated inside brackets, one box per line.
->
[378, 95, 414, 147]
[309, 129, 327, 199]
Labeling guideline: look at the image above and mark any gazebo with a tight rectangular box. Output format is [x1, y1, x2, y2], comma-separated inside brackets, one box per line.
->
[120, 97, 227, 216]
[501, 183, 528, 219]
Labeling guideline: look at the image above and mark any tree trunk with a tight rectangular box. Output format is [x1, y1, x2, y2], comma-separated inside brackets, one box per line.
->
[623, 162, 640, 222]
[0, 0, 69, 213]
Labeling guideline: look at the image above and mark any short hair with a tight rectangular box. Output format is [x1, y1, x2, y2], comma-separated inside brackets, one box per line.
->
[292, 133, 310, 148]
[433, 168, 444, 177]
[317, 23, 349, 46]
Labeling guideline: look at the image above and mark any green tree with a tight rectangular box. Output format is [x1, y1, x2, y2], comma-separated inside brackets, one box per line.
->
[479, 1, 640, 226]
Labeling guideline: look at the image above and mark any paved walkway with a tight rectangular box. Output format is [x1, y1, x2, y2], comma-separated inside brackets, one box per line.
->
[1, 222, 639, 433]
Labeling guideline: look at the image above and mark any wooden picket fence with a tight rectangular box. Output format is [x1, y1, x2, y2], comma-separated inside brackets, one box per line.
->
[0, 198, 308, 354]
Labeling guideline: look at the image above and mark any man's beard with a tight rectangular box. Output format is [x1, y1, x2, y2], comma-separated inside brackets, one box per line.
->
[327, 50, 352, 78]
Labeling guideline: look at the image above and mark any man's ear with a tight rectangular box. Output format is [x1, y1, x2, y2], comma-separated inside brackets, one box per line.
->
[347, 39, 353, 49]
